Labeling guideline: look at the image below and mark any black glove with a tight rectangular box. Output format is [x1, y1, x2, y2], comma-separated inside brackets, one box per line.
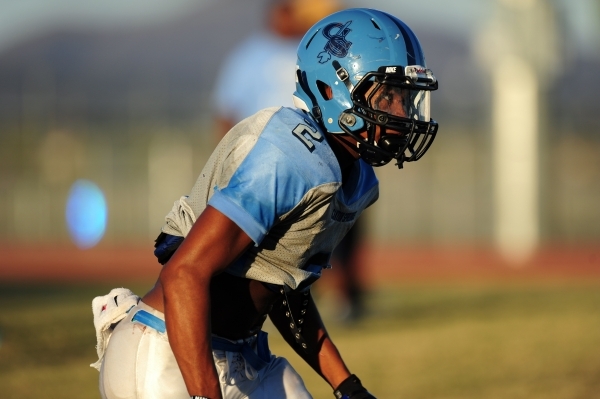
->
[153, 232, 184, 265]
[333, 374, 376, 399]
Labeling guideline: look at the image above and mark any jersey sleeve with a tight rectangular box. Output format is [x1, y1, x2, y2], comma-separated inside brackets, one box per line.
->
[207, 137, 311, 245]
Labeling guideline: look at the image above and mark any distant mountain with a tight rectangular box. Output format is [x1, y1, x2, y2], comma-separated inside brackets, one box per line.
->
[0, 0, 597, 130]
[0, 0, 269, 123]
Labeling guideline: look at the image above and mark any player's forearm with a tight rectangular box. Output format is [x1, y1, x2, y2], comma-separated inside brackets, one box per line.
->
[161, 267, 222, 399]
[293, 321, 355, 392]
[156, 206, 253, 399]
[314, 333, 352, 389]
[269, 292, 351, 388]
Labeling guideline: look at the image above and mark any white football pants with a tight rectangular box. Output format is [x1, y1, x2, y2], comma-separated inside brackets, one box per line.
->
[99, 301, 312, 399]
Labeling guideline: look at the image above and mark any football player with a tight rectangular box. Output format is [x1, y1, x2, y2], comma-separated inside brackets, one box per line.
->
[93, 8, 438, 399]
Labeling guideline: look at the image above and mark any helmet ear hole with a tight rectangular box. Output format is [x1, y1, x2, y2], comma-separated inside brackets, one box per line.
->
[316, 80, 333, 101]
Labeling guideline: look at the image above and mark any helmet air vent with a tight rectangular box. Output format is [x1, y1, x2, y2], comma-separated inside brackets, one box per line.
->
[305, 29, 320, 49]
[370, 19, 381, 30]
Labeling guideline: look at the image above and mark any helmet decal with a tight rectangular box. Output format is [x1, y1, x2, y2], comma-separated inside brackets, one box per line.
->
[317, 21, 353, 63]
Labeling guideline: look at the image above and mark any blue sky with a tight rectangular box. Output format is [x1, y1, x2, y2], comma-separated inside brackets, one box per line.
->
[0, 0, 597, 56]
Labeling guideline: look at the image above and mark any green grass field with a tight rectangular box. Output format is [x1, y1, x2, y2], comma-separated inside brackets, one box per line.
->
[1, 280, 599, 398]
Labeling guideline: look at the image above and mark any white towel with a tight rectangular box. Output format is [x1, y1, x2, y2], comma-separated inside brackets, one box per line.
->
[163, 195, 197, 237]
[90, 287, 140, 370]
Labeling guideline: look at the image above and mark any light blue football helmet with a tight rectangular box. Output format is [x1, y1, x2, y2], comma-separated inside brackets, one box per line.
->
[293, 8, 439, 168]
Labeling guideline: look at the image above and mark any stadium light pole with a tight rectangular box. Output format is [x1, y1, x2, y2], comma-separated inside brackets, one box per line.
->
[476, 0, 560, 264]
[492, 53, 539, 264]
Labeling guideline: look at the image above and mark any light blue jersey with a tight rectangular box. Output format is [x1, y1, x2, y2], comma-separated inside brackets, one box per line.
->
[162, 107, 378, 289]
[213, 32, 298, 123]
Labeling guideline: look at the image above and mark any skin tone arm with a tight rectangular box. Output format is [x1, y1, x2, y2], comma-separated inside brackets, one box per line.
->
[269, 289, 351, 390]
[213, 116, 235, 140]
[142, 205, 253, 399]
[143, 206, 353, 395]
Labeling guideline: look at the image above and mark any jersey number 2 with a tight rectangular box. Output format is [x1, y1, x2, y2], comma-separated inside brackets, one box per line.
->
[292, 123, 323, 152]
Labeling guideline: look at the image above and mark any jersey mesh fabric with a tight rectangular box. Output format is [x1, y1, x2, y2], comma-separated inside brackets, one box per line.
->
[161, 107, 378, 289]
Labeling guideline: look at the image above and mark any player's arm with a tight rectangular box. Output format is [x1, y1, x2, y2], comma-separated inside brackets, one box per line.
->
[268, 291, 343, 384]
[158, 205, 253, 399]
[269, 291, 376, 398]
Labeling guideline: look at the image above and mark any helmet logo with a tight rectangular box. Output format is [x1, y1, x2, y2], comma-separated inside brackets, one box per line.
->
[317, 21, 353, 64]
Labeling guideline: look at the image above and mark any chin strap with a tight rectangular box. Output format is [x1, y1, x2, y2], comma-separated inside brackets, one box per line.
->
[332, 60, 354, 92]
[355, 141, 394, 168]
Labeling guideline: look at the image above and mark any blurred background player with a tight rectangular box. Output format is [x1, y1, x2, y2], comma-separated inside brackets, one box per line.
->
[213, 0, 342, 136]
[212, 0, 366, 323]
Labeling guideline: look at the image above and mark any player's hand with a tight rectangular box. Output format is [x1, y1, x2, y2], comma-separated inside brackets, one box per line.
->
[333, 374, 377, 399]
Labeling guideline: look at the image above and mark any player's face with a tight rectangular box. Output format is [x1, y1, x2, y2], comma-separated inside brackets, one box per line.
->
[361, 83, 411, 142]
[369, 84, 410, 119]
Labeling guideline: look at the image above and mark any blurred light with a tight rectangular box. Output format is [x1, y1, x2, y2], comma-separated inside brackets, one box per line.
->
[66, 179, 107, 249]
